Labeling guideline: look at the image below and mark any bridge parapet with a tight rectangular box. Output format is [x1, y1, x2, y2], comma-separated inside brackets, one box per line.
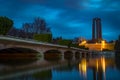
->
[0, 36, 89, 51]
[0, 36, 90, 57]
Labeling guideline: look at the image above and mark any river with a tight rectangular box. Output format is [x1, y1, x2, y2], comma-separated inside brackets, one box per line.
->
[0, 52, 120, 80]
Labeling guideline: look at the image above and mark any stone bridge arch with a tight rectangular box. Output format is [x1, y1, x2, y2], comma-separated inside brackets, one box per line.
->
[0, 44, 70, 58]
[0, 36, 90, 60]
[75, 51, 80, 59]
[0, 44, 87, 60]
[0, 47, 39, 53]
[64, 50, 73, 60]
[44, 49, 62, 61]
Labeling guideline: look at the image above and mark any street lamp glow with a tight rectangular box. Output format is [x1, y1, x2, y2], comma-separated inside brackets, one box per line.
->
[101, 40, 105, 51]
[79, 40, 87, 46]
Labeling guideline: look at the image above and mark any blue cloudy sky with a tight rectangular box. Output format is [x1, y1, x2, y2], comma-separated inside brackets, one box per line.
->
[0, 0, 120, 41]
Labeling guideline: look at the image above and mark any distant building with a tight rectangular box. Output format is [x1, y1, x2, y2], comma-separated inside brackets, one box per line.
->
[73, 37, 86, 44]
[92, 18, 102, 43]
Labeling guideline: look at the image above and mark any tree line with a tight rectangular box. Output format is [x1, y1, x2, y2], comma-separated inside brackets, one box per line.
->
[8, 17, 51, 39]
[0, 16, 52, 42]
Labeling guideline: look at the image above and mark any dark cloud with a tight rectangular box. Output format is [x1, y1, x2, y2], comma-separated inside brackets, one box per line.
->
[0, 0, 120, 41]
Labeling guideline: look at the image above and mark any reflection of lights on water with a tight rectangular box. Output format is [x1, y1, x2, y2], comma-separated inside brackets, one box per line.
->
[79, 59, 87, 78]
[101, 56, 106, 80]
[96, 56, 106, 80]
[96, 57, 106, 72]
[101, 57, 106, 73]
[96, 60, 98, 72]
[79, 57, 106, 80]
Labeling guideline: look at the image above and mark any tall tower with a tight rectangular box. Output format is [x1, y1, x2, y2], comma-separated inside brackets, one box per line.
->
[92, 18, 102, 42]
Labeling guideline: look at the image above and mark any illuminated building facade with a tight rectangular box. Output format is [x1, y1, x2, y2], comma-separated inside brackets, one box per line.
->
[79, 17, 115, 51]
[92, 18, 102, 42]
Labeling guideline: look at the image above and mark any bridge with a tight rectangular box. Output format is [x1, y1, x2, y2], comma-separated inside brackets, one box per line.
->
[0, 36, 93, 59]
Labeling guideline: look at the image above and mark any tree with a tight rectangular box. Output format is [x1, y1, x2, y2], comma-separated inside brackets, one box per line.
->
[7, 27, 18, 36]
[22, 23, 33, 38]
[58, 39, 72, 46]
[21, 17, 51, 39]
[33, 34, 52, 43]
[7, 27, 26, 38]
[0, 16, 13, 35]
[32, 17, 50, 34]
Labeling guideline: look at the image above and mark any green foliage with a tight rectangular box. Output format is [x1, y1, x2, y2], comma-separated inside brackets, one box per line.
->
[33, 34, 52, 43]
[71, 43, 79, 48]
[0, 16, 13, 35]
[58, 39, 72, 47]
[78, 45, 89, 50]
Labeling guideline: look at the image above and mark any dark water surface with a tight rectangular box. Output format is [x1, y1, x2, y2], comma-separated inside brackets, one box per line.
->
[0, 52, 120, 80]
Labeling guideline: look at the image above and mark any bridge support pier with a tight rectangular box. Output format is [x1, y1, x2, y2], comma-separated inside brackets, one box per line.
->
[61, 53, 64, 61]
[36, 48, 46, 61]
[61, 51, 65, 61]
[0, 44, 7, 50]
[72, 53, 76, 60]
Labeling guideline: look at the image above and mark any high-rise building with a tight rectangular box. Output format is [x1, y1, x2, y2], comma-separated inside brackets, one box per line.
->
[92, 18, 102, 42]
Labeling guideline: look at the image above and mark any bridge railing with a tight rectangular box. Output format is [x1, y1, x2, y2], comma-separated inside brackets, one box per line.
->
[0, 35, 90, 52]
[0, 35, 68, 48]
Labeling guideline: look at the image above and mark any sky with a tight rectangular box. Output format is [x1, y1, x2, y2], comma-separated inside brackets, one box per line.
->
[0, 0, 120, 41]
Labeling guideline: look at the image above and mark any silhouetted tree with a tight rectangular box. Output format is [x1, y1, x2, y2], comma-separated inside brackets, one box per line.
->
[46, 27, 51, 32]
[0, 16, 13, 35]
[22, 23, 33, 38]
[7, 17, 51, 40]
[7, 27, 26, 38]
[7, 27, 18, 36]
[21, 17, 51, 39]
[32, 17, 49, 34]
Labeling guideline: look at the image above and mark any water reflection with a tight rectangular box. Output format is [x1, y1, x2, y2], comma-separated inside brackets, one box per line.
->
[0, 58, 37, 66]
[33, 70, 52, 80]
[0, 52, 120, 80]
[0, 53, 38, 66]
[79, 58, 87, 78]
[78, 56, 112, 80]
[115, 51, 120, 71]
